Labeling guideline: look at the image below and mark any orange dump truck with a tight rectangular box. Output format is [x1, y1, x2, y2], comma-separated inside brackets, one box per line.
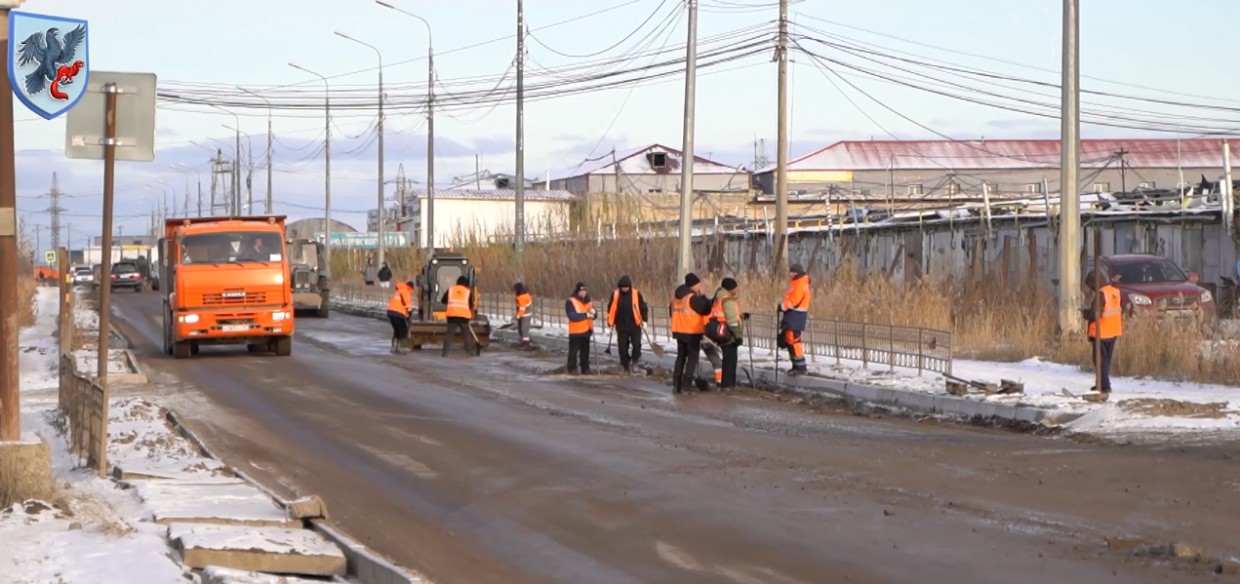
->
[159, 216, 295, 359]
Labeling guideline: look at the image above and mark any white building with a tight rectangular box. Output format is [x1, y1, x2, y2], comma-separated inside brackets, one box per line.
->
[549, 143, 751, 195]
[391, 188, 575, 248]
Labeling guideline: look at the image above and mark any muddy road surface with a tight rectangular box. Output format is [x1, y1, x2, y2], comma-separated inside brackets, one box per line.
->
[109, 293, 1239, 584]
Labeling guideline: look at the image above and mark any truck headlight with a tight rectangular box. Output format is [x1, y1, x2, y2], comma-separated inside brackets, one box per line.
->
[1200, 290, 1213, 303]
[272, 311, 289, 321]
[179, 314, 200, 324]
[1129, 293, 1152, 306]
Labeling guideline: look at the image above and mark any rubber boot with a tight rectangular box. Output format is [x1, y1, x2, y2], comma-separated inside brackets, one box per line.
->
[390, 338, 398, 354]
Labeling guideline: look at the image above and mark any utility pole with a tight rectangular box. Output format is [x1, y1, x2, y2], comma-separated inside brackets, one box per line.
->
[238, 87, 274, 215]
[197, 180, 203, 216]
[676, 0, 698, 279]
[1116, 147, 1129, 192]
[1057, 0, 1082, 336]
[515, 0, 527, 258]
[49, 171, 62, 254]
[289, 63, 332, 269]
[773, 0, 790, 276]
[475, 154, 481, 189]
[1224, 139, 1234, 235]
[0, 5, 20, 440]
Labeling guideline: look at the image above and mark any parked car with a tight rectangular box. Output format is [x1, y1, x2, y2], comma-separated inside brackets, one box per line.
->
[1084, 254, 1216, 321]
[72, 266, 93, 286]
[109, 261, 145, 292]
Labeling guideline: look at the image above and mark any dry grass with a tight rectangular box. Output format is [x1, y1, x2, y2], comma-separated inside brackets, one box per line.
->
[332, 221, 1240, 385]
[0, 442, 55, 508]
[17, 276, 37, 328]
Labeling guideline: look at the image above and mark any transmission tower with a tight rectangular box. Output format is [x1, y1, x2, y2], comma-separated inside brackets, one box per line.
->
[209, 149, 234, 216]
[47, 172, 64, 254]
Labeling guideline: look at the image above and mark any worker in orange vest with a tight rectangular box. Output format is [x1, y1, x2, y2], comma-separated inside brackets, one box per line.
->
[440, 275, 477, 357]
[565, 282, 595, 374]
[513, 282, 535, 349]
[607, 275, 649, 374]
[707, 278, 745, 389]
[386, 280, 415, 354]
[1081, 270, 1123, 393]
[670, 273, 720, 393]
[778, 263, 812, 376]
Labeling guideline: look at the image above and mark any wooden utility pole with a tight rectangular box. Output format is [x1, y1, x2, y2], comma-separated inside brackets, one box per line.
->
[773, 0, 790, 276]
[0, 6, 18, 440]
[676, 0, 698, 279]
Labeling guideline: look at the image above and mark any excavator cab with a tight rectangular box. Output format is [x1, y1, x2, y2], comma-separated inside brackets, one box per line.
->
[406, 251, 491, 352]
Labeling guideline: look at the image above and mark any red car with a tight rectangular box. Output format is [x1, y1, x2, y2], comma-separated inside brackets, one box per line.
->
[1084, 254, 1216, 321]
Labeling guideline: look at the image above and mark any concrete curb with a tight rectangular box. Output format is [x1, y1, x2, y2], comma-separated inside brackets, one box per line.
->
[328, 297, 1077, 429]
[163, 409, 429, 584]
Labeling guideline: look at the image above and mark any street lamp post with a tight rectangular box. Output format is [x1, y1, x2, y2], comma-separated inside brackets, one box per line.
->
[210, 104, 242, 215]
[336, 31, 387, 266]
[222, 125, 254, 213]
[289, 62, 333, 271]
[376, 0, 434, 249]
[237, 86, 274, 215]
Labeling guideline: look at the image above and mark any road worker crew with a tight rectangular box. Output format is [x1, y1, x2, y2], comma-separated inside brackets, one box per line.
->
[670, 273, 720, 393]
[565, 282, 595, 375]
[607, 275, 650, 374]
[440, 275, 477, 357]
[513, 282, 534, 349]
[778, 263, 811, 376]
[386, 280, 415, 354]
[1082, 270, 1123, 394]
[709, 278, 744, 389]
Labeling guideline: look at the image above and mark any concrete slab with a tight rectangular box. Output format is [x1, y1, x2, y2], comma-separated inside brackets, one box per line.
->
[168, 524, 346, 577]
[133, 480, 297, 527]
[201, 566, 329, 584]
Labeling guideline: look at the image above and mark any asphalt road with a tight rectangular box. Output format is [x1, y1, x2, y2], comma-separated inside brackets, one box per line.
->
[109, 291, 1238, 584]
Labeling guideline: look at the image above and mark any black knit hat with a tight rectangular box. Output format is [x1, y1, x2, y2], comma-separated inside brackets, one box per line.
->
[405, 280, 415, 289]
[513, 281, 526, 293]
[573, 282, 588, 294]
[789, 263, 806, 276]
[722, 277, 738, 291]
[684, 273, 701, 287]
[617, 275, 632, 288]
[456, 275, 470, 286]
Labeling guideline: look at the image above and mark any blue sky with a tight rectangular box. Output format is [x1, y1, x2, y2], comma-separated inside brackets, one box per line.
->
[11, 0, 1240, 250]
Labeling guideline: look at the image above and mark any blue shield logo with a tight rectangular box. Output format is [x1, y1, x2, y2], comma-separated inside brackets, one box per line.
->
[7, 11, 89, 120]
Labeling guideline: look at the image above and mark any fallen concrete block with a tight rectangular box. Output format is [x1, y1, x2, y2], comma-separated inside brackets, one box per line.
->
[133, 480, 298, 527]
[285, 495, 328, 521]
[169, 524, 346, 577]
[200, 565, 333, 583]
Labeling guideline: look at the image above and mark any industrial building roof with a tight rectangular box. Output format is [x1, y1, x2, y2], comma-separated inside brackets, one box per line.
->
[757, 138, 1238, 173]
[413, 188, 576, 202]
[553, 143, 745, 180]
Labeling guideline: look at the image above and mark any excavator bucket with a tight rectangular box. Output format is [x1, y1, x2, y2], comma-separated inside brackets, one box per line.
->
[405, 251, 492, 353]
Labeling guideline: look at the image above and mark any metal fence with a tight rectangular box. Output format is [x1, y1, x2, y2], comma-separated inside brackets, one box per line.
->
[333, 285, 953, 375]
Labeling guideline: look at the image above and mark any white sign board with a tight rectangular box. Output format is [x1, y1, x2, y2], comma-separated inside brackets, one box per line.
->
[64, 71, 157, 162]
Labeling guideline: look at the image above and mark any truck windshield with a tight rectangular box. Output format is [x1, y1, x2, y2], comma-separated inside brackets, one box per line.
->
[287, 242, 319, 268]
[181, 232, 284, 264]
[1110, 259, 1188, 284]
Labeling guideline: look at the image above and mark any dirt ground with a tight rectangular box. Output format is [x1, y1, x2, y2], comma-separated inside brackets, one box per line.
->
[108, 292, 1240, 584]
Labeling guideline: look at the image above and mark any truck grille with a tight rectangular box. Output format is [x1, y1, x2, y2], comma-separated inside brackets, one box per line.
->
[202, 291, 267, 305]
[294, 271, 312, 286]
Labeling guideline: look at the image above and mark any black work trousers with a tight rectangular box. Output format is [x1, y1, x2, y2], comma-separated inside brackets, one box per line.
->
[386, 310, 409, 341]
[1090, 337, 1117, 392]
[567, 335, 591, 373]
[673, 335, 702, 391]
[720, 342, 739, 388]
[443, 317, 476, 356]
[616, 327, 642, 369]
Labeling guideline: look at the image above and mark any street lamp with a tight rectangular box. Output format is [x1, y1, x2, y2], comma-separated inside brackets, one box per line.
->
[210, 104, 242, 215]
[288, 62, 333, 270]
[336, 30, 387, 266]
[376, 0, 435, 249]
[169, 163, 200, 217]
[237, 86, 275, 215]
[222, 124, 255, 214]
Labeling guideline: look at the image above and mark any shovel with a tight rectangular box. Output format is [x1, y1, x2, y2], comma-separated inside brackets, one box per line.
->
[641, 324, 666, 357]
[603, 328, 614, 355]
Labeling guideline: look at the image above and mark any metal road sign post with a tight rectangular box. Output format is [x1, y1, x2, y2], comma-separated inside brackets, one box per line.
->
[63, 71, 155, 475]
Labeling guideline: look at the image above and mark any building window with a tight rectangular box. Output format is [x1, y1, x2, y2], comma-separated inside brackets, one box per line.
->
[947, 182, 960, 195]
[1138, 181, 1154, 188]
[1093, 182, 1110, 193]
[646, 151, 668, 169]
[906, 184, 923, 196]
[1025, 183, 1042, 193]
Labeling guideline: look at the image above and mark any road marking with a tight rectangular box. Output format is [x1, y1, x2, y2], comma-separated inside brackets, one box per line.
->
[357, 444, 438, 479]
[655, 541, 706, 572]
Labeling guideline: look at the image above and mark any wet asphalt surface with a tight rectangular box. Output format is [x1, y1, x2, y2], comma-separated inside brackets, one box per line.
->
[108, 292, 1239, 584]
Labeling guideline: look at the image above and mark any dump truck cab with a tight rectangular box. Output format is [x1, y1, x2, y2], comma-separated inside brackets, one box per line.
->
[406, 250, 491, 352]
[287, 237, 330, 318]
[160, 216, 295, 359]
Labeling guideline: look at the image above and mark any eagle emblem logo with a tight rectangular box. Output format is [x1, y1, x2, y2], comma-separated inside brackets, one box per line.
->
[7, 11, 89, 120]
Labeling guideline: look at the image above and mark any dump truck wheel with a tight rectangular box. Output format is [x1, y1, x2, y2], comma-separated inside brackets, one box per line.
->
[273, 336, 293, 356]
[247, 344, 261, 353]
[190, 342, 200, 356]
[173, 341, 192, 360]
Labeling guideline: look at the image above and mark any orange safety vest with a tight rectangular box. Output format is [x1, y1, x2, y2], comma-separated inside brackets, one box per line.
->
[607, 288, 643, 327]
[781, 276, 812, 314]
[568, 297, 592, 335]
[711, 292, 736, 323]
[446, 284, 472, 319]
[1088, 285, 1123, 339]
[670, 293, 707, 335]
[515, 292, 532, 318]
[387, 283, 413, 313]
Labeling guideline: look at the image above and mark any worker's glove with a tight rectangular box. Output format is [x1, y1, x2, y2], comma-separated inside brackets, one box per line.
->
[587, 308, 598, 319]
[741, 312, 751, 321]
